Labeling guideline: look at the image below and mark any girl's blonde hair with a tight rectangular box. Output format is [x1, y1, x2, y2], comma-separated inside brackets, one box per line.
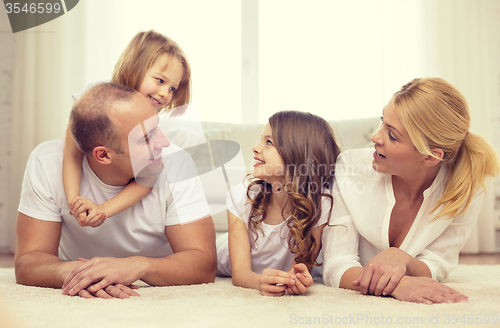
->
[246, 111, 340, 267]
[111, 30, 191, 115]
[391, 77, 499, 220]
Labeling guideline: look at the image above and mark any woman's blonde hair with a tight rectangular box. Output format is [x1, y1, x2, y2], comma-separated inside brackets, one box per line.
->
[391, 77, 499, 220]
[111, 30, 191, 115]
[246, 111, 340, 267]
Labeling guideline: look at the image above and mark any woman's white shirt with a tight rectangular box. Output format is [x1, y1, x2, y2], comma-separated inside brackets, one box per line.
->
[322, 148, 483, 287]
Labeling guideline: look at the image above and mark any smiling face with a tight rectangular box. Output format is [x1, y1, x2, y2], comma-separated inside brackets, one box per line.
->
[138, 55, 184, 112]
[371, 103, 427, 177]
[111, 94, 170, 179]
[252, 123, 285, 184]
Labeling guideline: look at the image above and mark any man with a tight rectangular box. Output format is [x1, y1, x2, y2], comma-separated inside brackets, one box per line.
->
[15, 83, 216, 299]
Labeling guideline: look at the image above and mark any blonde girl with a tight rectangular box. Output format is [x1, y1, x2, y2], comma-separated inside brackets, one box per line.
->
[322, 78, 500, 304]
[64, 30, 191, 227]
[217, 111, 341, 296]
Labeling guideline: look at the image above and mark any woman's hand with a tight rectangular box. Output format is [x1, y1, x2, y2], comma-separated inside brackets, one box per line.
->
[259, 269, 296, 297]
[390, 275, 468, 304]
[70, 196, 107, 227]
[352, 247, 411, 296]
[286, 263, 314, 295]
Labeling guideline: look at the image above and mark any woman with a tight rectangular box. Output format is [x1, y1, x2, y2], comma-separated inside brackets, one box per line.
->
[322, 78, 499, 304]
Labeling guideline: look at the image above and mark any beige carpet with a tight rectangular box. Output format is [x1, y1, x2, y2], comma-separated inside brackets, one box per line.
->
[0, 266, 499, 328]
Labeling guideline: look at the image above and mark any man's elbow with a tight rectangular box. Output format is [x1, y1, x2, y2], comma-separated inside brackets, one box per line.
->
[14, 254, 31, 286]
[199, 251, 217, 283]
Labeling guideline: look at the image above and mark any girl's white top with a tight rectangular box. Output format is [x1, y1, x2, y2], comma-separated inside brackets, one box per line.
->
[217, 183, 332, 276]
[322, 148, 484, 287]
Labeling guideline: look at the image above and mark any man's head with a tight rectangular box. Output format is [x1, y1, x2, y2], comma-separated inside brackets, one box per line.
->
[70, 82, 170, 184]
[70, 83, 136, 156]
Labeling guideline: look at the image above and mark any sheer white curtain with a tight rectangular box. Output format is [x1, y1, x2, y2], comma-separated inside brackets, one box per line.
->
[5, 5, 88, 252]
[414, 0, 497, 253]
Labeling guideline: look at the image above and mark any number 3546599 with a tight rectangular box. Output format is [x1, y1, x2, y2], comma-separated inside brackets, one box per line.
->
[5, 2, 61, 14]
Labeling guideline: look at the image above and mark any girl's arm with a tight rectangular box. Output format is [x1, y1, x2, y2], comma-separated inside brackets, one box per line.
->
[71, 179, 153, 227]
[227, 211, 295, 296]
[286, 223, 327, 295]
[64, 124, 152, 227]
[63, 126, 83, 209]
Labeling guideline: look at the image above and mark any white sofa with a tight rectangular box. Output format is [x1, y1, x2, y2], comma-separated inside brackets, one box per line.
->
[160, 116, 381, 231]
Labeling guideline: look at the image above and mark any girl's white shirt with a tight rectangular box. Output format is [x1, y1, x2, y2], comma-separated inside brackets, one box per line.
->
[217, 183, 332, 276]
[322, 148, 484, 287]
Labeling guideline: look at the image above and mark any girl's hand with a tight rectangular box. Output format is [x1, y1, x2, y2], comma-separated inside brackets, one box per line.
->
[287, 263, 313, 295]
[259, 269, 296, 297]
[70, 196, 107, 228]
[390, 276, 468, 304]
[352, 247, 410, 296]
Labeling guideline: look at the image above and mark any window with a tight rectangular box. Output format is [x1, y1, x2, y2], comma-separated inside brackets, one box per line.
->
[79, 0, 439, 124]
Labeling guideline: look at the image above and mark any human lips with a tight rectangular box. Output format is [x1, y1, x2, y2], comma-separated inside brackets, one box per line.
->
[252, 157, 265, 166]
[148, 95, 162, 107]
[150, 153, 162, 162]
[373, 149, 386, 159]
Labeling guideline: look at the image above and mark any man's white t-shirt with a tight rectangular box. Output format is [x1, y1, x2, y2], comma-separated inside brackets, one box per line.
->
[18, 138, 211, 261]
[216, 183, 332, 276]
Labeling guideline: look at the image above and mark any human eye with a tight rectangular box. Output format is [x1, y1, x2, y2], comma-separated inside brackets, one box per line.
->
[156, 78, 164, 84]
[266, 139, 274, 146]
[388, 131, 396, 141]
[169, 86, 177, 93]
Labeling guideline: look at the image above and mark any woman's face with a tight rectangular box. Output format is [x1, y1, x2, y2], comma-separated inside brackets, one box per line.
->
[371, 103, 427, 176]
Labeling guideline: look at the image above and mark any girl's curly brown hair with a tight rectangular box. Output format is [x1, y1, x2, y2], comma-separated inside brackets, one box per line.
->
[246, 111, 341, 267]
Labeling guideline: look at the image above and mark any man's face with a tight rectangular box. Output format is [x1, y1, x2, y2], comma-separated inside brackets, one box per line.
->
[111, 94, 170, 180]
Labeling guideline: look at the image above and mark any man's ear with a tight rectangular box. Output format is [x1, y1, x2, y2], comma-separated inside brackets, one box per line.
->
[93, 146, 112, 164]
[424, 148, 444, 167]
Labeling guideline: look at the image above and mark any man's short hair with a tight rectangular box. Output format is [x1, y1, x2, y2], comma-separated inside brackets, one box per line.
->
[69, 83, 137, 156]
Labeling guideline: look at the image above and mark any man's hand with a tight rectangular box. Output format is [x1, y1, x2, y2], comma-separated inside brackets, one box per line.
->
[352, 247, 410, 296]
[76, 283, 140, 299]
[62, 257, 145, 296]
[70, 196, 107, 227]
[259, 269, 296, 297]
[390, 276, 468, 304]
[286, 263, 313, 295]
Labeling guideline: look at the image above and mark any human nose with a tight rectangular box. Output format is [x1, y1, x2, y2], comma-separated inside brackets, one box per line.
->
[153, 130, 170, 149]
[158, 87, 173, 102]
[371, 126, 383, 145]
[252, 143, 261, 154]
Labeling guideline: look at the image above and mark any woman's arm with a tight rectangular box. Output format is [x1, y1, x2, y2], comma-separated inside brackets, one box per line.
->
[228, 211, 295, 296]
[321, 181, 363, 288]
[351, 247, 431, 296]
[359, 189, 485, 294]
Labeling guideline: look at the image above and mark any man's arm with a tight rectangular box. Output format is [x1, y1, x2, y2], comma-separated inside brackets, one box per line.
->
[145, 215, 217, 285]
[15, 212, 81, 287]
[62, 215, 217, 295]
